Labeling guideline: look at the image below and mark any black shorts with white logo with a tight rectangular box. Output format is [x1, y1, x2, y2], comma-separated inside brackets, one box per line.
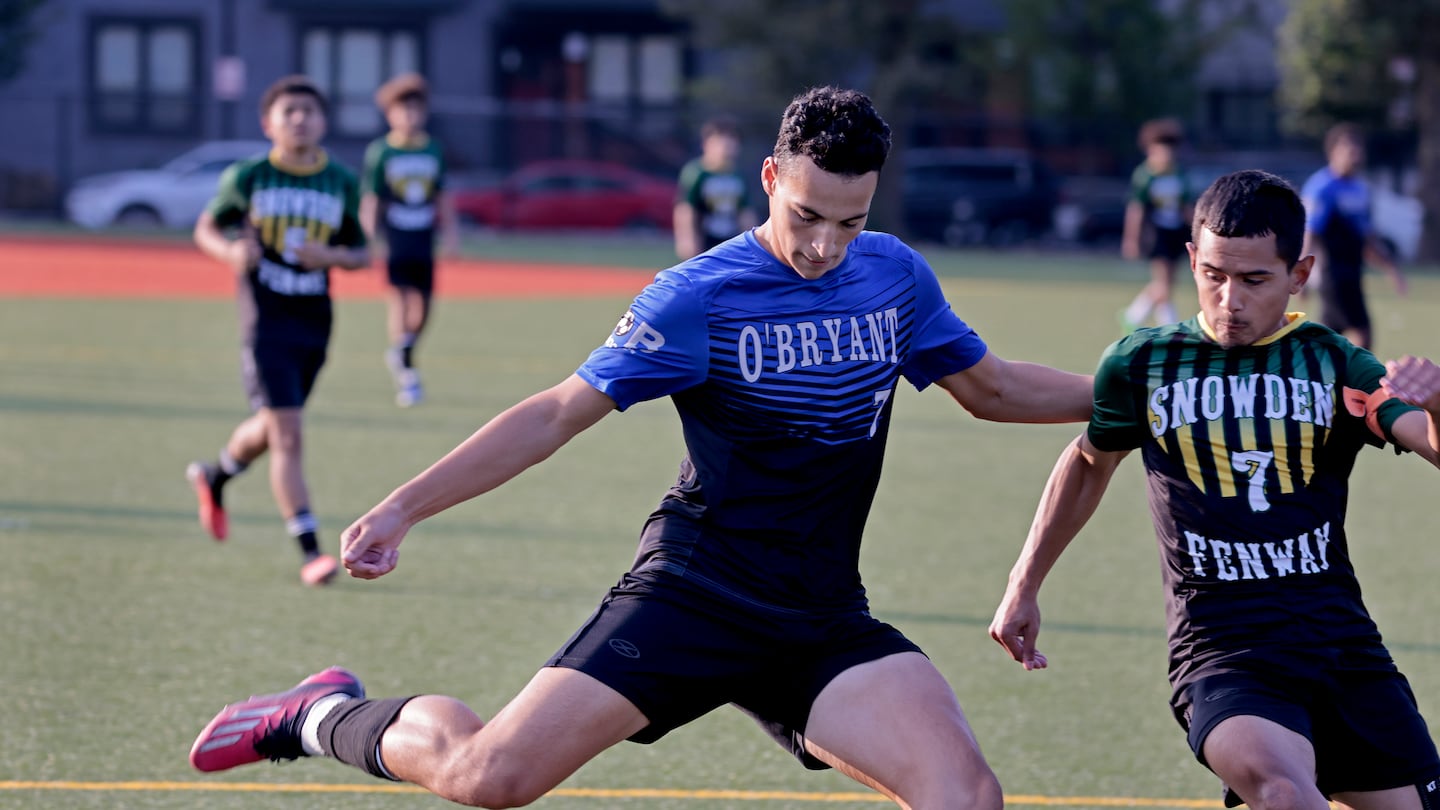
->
[1175, 667, 1440, 804]
[242, 341, 327, 410]
[546, 570, 922, 769]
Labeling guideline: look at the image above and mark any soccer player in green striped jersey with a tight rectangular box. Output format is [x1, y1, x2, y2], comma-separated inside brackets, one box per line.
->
[361, 73, 458, 407]
[992, 170, 1440, 810]
[186, 75, 369, 586]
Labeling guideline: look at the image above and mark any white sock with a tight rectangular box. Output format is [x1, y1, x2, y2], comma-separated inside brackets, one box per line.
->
[1124, 293, 1152, 326]
[299, 693, 352, 757]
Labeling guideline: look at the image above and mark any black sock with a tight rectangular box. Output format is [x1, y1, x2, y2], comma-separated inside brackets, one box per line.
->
[401, 344, 414, 370]
[287, 510, 320, 557]
[318, 697, 416, 781]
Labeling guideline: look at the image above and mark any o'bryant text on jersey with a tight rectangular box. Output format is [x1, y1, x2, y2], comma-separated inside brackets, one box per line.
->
[1148, 373, 1335, 437]
[606, 309, 902, 382]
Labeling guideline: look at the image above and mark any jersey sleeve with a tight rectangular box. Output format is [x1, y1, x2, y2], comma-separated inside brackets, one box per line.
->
[1341, 342, 1421, 449]
[1129, 164, 1150, 205]
[1301, 173, 1333, 233]
[576, 269, 710, 411]
[206, 161, 251, 228]
[1087, 339, 1148, 451]
[676, 160, 702, 207]
[899, 250, 988, 389]
[334, 171, 368, 248]
[361, 140, 385, 198]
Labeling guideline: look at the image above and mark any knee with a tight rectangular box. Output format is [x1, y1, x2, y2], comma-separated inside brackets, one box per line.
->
[1244, 776, 1319, 810]
[910, 764, 1002, 810]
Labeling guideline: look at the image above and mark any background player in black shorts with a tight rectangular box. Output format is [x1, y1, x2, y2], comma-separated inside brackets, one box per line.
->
[1300, 123, 1407, 352]
[361, 73, 458, 407]
[1119, 118, 1194, 333]
[992, 169, 1440, 810]
[189, 86, 1095, 809]
[186, 75, 368, 586]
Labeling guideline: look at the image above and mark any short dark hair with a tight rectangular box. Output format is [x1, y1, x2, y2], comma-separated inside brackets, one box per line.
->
[772, 86, 890, 176]
[700, 115, 740, 141]
[1191, 169, 1306, 268]
[260, 74, 328, 117]
[1138, 117, 1184, 149]
[1323, 122, 1364, 155]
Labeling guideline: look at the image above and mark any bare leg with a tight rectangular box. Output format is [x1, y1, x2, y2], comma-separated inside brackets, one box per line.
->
[263, 407, 309, 519]
[802, 652, 1002, 810]
[379, 667, 648, 808]
[224, 411, 271, 466]
[1202, 715, 1327, 810]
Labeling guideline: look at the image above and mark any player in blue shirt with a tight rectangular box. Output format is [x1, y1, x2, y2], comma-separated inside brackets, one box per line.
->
[1300, 123, 1406, 351]
[189, 86, 1093, 809]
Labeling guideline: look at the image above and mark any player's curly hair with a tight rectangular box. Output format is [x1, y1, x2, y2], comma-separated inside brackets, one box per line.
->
[772, 86, 890, 176]
[1192, 169, 1306, 268]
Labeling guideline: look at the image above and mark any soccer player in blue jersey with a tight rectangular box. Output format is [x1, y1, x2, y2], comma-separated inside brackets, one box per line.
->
[991, 170, 1440, 810]
[189, 86, 1092, 809]
[1300, 123, 1407, 351]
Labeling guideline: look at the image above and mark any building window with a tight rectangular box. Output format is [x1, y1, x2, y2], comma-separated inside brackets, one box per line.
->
[302, 25, 421, 137]
[88, 17, 201, 135]
[584, 33, 680, 105]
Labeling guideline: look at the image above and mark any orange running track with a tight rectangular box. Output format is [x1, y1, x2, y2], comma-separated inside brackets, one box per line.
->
[0, 237, 656, 299]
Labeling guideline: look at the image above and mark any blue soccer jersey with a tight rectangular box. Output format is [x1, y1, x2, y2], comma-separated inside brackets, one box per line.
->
[578, 230, 987, 612]
[1302, 167, 1373, 269]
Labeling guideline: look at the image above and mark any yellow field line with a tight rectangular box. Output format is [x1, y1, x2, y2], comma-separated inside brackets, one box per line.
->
[0, 780, 1223, 806]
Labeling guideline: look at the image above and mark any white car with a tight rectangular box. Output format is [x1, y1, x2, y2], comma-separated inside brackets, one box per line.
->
[64, 140, 270, 229]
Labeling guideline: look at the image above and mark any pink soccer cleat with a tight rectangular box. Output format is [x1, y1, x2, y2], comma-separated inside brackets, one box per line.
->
[300, 554, 340, 587]
[185, 462, 228, 541]
[189, 666, 364, 772]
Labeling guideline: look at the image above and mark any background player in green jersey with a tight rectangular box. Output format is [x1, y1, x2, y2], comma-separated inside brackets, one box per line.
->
[361, 73, 458, 408]
[992, 169, 1440, 810]
[186, 75, 369, 586]
[673, 115, 757, 259]
[1119, 118, 1194, 332]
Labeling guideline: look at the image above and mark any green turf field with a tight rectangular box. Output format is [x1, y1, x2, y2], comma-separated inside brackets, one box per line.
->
[3, 235, 1438, 809]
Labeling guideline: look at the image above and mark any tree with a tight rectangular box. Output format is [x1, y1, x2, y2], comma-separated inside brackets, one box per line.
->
[1002, 0, 1261, 168]
[0, 0, 47, 84]
[1278, 0, 1440, 262]
[658, 0, 993, 234]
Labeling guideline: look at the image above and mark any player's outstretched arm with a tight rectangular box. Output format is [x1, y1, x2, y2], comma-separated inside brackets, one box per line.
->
[990, 434, 1127, 670]
[1382, 355, 1440, 468]
[341, 374, 616, 579]
[938, 351, 1093, 424]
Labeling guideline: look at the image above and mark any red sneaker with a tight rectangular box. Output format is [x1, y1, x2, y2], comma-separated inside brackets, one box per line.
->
[185, 462, 227, 541]
[189, 667, 365, 772]
[300, 554, 340, 587]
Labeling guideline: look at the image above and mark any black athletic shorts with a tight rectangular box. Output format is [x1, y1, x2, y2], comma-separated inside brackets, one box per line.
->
[1148, 226, 1190, 262]
[546, 570, 923, 769]
[242, 341, 326, 410]
[1319, 263, 1370, 333]
[387, 257, 435, 295]
[1174, 669, 1440, 805]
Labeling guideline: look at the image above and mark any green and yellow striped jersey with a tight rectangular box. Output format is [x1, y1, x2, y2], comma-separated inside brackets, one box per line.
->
[1089, 313, 1418, 693]
[207, 149, 365, 346]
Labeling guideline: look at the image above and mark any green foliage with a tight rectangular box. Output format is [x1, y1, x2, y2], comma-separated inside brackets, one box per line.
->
[0, 0, 46, 84]
[657, 0, 990, 120]
[1003, 0, 1255, 151]
[1276, 0, 1403, 136]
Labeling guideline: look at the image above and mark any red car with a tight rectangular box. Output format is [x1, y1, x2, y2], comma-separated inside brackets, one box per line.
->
[452, 160, 675, 231]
